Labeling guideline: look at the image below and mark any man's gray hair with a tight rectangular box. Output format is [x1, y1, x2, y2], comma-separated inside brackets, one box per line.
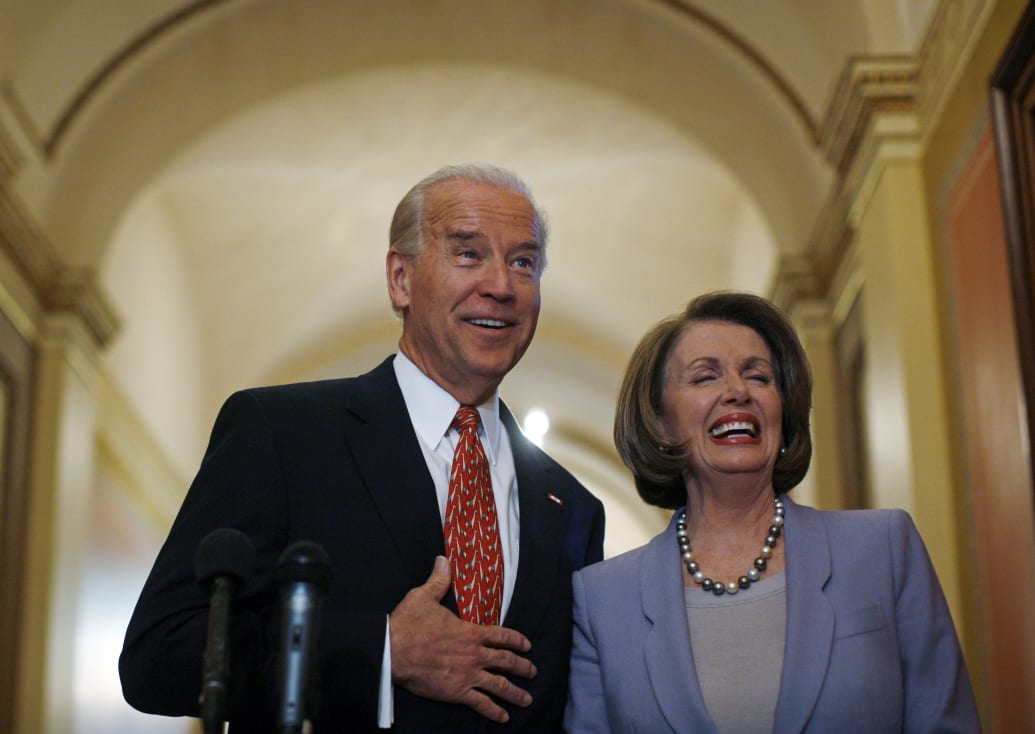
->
[388, 163, 550, 261]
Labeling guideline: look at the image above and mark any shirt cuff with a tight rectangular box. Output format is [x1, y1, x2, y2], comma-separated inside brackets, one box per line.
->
[377, 615, 394, 728]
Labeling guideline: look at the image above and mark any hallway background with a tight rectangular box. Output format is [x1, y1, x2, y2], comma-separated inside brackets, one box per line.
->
[1, 0, 1033, 731]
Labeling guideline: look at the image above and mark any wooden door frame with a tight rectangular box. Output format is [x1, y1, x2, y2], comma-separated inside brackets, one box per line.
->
[990, 0, 1035, 495]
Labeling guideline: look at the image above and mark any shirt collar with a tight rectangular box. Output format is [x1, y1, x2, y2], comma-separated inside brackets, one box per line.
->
[393, 352, 502, 462]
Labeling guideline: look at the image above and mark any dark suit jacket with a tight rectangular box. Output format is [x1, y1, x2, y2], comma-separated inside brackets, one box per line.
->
[120, 356, 605, 732]
[565, 497, 979, 733]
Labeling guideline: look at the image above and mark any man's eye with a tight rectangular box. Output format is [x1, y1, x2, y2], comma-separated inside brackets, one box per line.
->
[514, 256, 536, 269]
[459, 250, 478, 260]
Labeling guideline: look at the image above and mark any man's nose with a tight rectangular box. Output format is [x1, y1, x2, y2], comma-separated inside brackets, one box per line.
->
[481, 260, 516, 299]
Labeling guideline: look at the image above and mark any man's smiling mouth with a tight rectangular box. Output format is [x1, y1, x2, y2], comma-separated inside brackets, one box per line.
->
[469, 318, 508, 329]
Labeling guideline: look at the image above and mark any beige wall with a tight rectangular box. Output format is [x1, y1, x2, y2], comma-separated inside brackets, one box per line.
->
[855, 157, 962, 616]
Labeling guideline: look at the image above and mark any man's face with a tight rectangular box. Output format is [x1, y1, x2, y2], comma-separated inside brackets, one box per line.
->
[388, 179, 544, 405]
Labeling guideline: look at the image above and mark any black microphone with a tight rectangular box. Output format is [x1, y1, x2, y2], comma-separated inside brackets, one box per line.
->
[195, 528, 256, 734]
[276, 540, 333, 734]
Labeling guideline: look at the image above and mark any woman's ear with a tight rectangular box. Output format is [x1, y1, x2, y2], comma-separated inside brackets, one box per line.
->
[656, 413, 675, 453]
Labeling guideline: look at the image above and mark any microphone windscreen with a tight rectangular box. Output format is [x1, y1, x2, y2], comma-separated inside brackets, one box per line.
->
[196, 528, 257, 587]
[276, 541, 333, 591]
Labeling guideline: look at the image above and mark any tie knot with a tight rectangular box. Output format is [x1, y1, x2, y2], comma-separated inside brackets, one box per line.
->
[452, 406, 480, 433]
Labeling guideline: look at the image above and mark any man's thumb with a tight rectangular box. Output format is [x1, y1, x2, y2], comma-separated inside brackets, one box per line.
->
[425, 555, 452, 599]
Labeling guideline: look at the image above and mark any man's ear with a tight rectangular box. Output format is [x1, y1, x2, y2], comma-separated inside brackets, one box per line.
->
[386, 248, 412, 311]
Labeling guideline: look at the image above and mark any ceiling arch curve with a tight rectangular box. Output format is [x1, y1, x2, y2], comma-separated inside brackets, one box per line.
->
[101, 61, 774, 466]
[9, 0, 835, 269]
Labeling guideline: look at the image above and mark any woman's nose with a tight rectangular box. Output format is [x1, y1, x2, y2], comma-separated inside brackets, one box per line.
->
[723, 376, 750, 402]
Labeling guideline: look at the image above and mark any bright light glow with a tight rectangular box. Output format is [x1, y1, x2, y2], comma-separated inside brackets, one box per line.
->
[523, 409, 550, 447]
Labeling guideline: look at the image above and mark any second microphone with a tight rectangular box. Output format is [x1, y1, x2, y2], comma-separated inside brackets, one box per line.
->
[276, 540, 333, 734]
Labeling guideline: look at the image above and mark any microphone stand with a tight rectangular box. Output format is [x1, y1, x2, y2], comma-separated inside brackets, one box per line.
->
[195, 528, 256, 734]
[201, 575, 236, 734]
[276, 541, 332, 734]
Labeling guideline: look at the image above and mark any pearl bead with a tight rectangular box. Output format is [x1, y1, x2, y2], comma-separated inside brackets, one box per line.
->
[738, 576, 750, 589]
[773, 515, 785, 527]
[760, 545, 773, 558]
[748, 568, 760, 581]
[693, 571, 705, 583]
[687, 561, 699, 573]
[725, 581, 739, 594]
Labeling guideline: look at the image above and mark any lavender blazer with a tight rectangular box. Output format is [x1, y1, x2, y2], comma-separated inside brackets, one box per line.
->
[565, 496, 979, 733]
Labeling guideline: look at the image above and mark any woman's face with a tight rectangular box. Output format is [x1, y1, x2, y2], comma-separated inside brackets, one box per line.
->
[660, 320, 783, 483]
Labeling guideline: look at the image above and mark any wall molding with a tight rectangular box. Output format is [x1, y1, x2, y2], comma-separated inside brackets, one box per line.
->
[774, 0, 999, 312]
[0, 185, 119, 348]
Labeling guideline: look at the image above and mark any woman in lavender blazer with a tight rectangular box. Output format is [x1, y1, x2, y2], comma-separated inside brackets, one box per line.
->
[565, 292, 978, 733]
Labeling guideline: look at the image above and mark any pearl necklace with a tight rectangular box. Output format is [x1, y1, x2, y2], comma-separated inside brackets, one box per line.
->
[675, 496, 785, 596]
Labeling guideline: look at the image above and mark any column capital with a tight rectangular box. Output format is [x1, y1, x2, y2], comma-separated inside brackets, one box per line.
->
[1, 182, 120, 350]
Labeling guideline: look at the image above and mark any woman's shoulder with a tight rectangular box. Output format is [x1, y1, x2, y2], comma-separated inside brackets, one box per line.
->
[794, 499, 912, 532]
[793, 500, 924, 558]
[576, 521, 674, 586]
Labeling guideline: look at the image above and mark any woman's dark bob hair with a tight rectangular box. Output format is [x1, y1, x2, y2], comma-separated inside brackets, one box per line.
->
[614, 290, 813, 509]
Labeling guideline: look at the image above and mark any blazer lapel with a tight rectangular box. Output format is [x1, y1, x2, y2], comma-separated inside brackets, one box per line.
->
[772, 497, 834, 733]
[642, 514, 719, 734]
[340, 357, 446, 590]
[498, 404, 568, 633]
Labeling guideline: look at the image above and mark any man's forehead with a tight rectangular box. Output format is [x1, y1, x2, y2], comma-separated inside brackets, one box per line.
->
[424, 179, 539, 235]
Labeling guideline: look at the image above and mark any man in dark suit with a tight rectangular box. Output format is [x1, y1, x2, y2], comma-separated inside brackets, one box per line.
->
[119, 164, 606, 732]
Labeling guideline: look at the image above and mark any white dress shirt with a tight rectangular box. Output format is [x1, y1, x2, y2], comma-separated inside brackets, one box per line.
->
[378, 352, 522, 726]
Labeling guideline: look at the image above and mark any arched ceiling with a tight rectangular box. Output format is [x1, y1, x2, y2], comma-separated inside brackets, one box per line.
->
[0, 0, 937, 552]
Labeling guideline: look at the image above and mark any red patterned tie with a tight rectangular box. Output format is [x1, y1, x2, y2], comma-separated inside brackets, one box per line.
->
[444, 407, 503, 625]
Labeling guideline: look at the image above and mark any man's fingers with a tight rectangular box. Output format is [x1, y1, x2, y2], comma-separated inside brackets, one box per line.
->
[390, 567, 537, 722]
[481, 624, 532, 654]
[460, 689, 511, 724]
[476, 671, 534, 708]
[458, 673, 533, 724]
[480, 645, 537, 679]
[420, 555, 452, 602]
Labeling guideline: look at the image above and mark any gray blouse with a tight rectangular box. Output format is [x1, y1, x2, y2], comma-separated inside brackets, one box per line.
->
[684, 573, 787, 733]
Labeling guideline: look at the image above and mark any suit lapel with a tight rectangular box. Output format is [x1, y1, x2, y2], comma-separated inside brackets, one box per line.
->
[772, 497, 834, 733]
[642, 513, 720, 734]
[497, 404, 568, 634]
[340, 357, 446, 590]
